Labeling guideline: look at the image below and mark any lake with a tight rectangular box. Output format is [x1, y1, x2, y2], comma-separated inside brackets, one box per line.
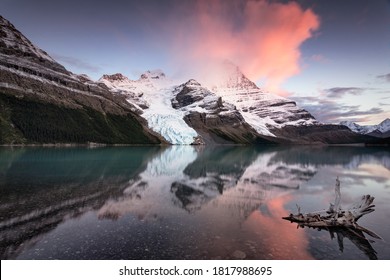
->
[0, 145, 389, 260]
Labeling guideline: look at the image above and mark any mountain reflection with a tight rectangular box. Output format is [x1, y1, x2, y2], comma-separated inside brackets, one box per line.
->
[0, 147, 162, 259]
[171, 146, 314, 214]
[98, 146, 318, 217]
[0, 146, 389, 259]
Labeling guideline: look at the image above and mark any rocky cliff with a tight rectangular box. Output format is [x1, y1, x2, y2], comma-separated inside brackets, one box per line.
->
[0, 15, 164, 145]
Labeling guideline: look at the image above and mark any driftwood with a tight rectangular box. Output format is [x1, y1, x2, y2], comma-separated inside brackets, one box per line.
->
[283, 177, 382, 259]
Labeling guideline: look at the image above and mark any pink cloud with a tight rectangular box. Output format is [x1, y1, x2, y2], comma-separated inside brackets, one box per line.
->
[170, 0, 320, 92]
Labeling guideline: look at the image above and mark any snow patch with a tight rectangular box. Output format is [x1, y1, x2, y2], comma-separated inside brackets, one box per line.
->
[241, 111, 276, 137]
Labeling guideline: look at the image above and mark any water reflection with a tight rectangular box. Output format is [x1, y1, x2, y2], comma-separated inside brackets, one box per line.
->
[0, 146, 389, 259]
[0, 147, 162, 259]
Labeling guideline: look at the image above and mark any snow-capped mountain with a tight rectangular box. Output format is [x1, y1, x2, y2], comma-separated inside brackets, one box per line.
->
[0, 15, 164, 145]
[100, 71, 271, 144]
[340, 121, 375, 134]
[99, 73, 150, 109]
[101, 62, 361, 144]
[208, 61, 259, 91]
[172, 79, 268, 144]
[1, 15, 383, 145]
[341, 119, 390, 138]
[209, 61, 318, 136]
[377, 118, 390, 133]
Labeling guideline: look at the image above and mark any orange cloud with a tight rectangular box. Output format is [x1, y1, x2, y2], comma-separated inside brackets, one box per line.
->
[171, 0, 320, 92]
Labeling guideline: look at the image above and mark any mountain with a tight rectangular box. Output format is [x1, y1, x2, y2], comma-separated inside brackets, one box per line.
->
[0, 15, 164, 145]
[340, 119, 390, 138]
[209, 61, 318, 136]
[99, 70, 202, 144]
[205, 61, 386, 144]
[100, 62, 377, 144]
[0, 15, 384, 145]
[172, 79, 273, 144]
[0, 15, 65, 73]
[100, 70, 275, 144]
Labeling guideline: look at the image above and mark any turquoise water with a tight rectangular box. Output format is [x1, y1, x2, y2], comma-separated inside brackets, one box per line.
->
[0, 146, 389, 260]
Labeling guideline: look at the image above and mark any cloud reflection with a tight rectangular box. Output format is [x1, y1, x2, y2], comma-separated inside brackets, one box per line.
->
[1, 146, 389, 259]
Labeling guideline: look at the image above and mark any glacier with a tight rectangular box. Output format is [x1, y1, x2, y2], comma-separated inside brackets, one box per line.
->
[99, 71, 199, 144]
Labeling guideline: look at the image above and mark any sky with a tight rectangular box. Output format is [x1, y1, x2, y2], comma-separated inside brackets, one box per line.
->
[1, 0, 389, 125]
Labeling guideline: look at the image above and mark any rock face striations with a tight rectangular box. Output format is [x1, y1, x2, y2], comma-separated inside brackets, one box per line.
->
[0, 15, 164, 145]
[172, 79, 273, 144]
[210, 61, 318, 132]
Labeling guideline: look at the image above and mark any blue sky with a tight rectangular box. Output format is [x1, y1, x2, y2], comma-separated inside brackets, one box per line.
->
[1, 0, 389, 124]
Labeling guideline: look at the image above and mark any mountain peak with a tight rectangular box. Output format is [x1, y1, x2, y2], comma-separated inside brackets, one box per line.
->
[140, 70, 166, 80]
[184, 79, 202, 87]
[0, 15, 11, 25]
[100, 73, 130, 83]
[379, 118, 390, 125]
[378, 118, 390, 133]
[340, 121, 364, 132]
[207, 61, 259, 92]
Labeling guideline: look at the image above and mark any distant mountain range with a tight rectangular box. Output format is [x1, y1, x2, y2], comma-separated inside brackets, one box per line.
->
[0, 15, 388, 145]
[340, 119, 390, 138]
